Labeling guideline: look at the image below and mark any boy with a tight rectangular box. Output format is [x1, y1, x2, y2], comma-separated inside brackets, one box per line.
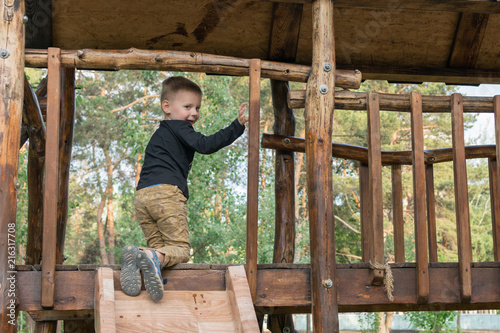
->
[120, 76, 248, 301]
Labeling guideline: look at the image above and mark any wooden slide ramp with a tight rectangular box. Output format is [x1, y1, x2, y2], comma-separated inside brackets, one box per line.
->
[94, 265, 260, 332]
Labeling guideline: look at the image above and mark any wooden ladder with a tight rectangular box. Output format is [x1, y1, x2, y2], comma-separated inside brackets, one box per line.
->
[94, 265, 260, 332]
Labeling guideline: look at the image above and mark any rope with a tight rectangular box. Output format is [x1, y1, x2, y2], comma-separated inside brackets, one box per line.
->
[369, 261, 394, 302]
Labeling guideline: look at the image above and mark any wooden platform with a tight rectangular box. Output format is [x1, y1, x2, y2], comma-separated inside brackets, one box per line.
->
[16, 262, 500, 323]
[94, 266, 259, 333]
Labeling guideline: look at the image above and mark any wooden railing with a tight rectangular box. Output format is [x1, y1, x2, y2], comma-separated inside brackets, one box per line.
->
[262, 91, 500, 305]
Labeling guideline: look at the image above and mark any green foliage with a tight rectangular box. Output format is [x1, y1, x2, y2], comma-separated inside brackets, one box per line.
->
[404, 311, 457, 332]
[357, 312, 381, 332]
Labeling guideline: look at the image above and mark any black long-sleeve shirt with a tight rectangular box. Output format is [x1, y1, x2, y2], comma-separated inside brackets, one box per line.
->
[136, 119, 245, 199]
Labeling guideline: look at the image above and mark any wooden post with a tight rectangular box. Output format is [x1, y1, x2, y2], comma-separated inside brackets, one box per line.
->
[494, 96, 500, 231]
[426, 164, 438, 262]
[305, 0, 338, 331]
[489, 158, 500, 261]
[493, 95, 500, 260]
[359, 163, 371, 262]
[267, 3, 301, 330]
[410, 91, 429, 304]
[392, 165, 405, 262]
[246, 59, 261, 302]
[41, 47, 62, 308]
[451, 93, 472, 302]
[0, 0, 25, 331]
[24, 75, 46, 266]
[367, 92, 384, 284]
[56, 68, 76, 263]
[272, 79, 296, 265]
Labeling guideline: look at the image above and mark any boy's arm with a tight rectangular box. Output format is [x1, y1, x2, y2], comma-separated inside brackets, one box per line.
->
[174, 105, 247, 154]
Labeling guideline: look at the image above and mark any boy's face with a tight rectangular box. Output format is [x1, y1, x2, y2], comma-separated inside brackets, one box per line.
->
[162, 89, 202, 125]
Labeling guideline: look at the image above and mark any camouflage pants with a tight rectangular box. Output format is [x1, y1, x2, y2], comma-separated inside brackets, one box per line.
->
[134, 184, 191, 268]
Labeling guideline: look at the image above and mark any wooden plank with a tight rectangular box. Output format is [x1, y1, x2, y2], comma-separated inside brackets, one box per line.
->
[359, 163, 371, 262]
[24, 0, 53, 49]
[24, 75, 46, 266]
[255, 264, 500, 312]
[448, 13, 490, 69]
[426, 164, 438, 263]
[495, 96, 500, 232]
[451, 93, 473, 303]
[15, 264, 500, 316]
[94, 268, 116, 333]
[246, 59, 261, 302]
[268, 2, 303, 62]
[0, 0, 25, 331]
[306, 0, 338, 331]
[18, 270, 95, 314]
[261, 133, 497, 165]
[271, 80, 296, 266]
[410, 91, 429, 304]
[493, 95, 500, 260]
[489, 158, 500, 261]
[342, 64, 500, 85]
[226, 266, 260, 332]
[264, 0, 500, 14]
[24, 48, 362, 90]
[114, 291, 240, 332]
[367, 92, 385, 285]
[392, 165, 405, 263]
[56, 68, 76, 263]
[41, 47, 62, 308]
[287, 89, 496, 113]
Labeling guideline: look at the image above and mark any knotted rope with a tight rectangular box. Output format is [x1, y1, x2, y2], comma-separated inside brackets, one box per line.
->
[369, 261, 394, 302]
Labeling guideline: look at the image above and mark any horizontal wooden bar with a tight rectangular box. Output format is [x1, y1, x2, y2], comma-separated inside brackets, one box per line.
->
[25, 48, 362, 89]
[261, 133, 497, 165]
[288, 89, 496, 112]
[263, 0, 500, 14]
[16, 263, 500, 319]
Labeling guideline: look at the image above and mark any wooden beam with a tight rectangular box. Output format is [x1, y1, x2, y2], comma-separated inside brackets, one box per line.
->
[261, 133, 497, 165]
[268, 0, 300, 275]
[25, 48, 362, 90]
[451, 93, 473, 303]
[306, 0, 338, 331]
[267, 2, 302, 330]
[24, 0, 52, 49]
[263, 0, 500, 14]
[41, 47, 61, 308]
[410, 91, 429, 304]
[489, 158, 500, 261]
[494, 95, 500, 260]
[56, 68, 76, 263]
[225, 266, 260, 332]
[426, 164, 438, 263]
[246, 59, 261, 303]
[448, 13, 490, 69]
[392, 165, 405, 263]
[495, 96, 500, 238]
[24, 75, 46, 266]
[367, 93, 384, 285]
[94, 268, 116, 333]
[0, 0, 25, 331]
[340, 64, 500, 85]
[359, 163, 371, 262]
[15, 263, 500, 316]
[288, 89, 496, 113]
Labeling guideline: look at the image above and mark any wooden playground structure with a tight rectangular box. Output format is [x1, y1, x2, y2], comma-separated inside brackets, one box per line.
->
[2, 0, 500, 332]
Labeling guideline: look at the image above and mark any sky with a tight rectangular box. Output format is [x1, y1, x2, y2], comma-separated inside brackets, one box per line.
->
[457, 84, 499, 145]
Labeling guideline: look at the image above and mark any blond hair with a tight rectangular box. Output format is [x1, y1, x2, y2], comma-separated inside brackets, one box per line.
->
[161, 76, 202, 102]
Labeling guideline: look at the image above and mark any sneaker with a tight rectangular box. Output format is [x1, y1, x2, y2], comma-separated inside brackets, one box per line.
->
[120, 244, 141, 296]
[137, 249, 164, 301]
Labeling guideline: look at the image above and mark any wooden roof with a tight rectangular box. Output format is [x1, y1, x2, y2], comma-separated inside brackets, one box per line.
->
[25, 0, 500, 85]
